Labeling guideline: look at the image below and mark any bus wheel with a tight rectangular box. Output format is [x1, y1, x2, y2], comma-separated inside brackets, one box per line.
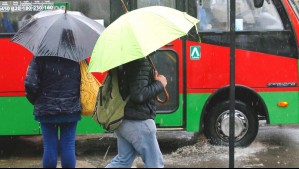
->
[204, 101, 258, 147]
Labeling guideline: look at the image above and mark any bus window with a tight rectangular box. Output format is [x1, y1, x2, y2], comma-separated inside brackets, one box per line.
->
[0, 13, 3, 32]
[238, 0, 283, 31]
[187, 0, 296, 58]
[194, 0, 229, 31]
[192, 0, 283, 32]
[52, 0, 110, 27]
[0, 0, 109, 34]
[137, 0, 175, 8]
[0, 12, 15, 33]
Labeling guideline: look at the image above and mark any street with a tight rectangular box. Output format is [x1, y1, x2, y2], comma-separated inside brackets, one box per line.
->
[2, 1, 299, 168]
[1, 124, 299, 168]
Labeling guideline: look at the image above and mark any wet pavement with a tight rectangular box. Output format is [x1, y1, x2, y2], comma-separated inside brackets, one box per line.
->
[1, 124, 299, 168]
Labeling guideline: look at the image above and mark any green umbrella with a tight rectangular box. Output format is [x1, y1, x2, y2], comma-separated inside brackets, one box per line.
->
[88, 6, 199, 73]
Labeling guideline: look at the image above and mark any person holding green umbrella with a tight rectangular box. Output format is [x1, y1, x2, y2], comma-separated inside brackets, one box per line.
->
[88, 5, 199, 168]
[105, 54, 167, 168]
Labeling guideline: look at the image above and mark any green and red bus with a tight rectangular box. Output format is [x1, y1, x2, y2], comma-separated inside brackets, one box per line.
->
[1, 0, 299, 147]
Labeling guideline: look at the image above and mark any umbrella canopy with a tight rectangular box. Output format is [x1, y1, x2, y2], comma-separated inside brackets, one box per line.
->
[88, 6, 199, 73]
[11, 9, 105, 62]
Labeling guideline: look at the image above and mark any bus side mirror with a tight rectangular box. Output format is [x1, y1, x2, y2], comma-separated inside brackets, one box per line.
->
[254, 0, 264, 8]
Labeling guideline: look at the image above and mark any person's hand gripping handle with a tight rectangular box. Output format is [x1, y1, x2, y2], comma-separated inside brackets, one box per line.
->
[154, 70, 169, 104]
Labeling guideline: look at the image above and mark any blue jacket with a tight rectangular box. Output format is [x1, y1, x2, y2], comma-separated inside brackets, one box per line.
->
[25, 57, 81, 123]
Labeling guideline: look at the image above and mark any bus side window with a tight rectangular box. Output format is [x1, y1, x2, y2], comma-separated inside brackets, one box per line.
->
[137, 0, 175, 8]
[195, 0, 229, 32]
[196, 0, 212, 30]
[1, 12, 15, 33]
[236, 0, 283, 31]
[0, 12, 4, 33]
[253, 2, 283, 30]
[192, 0, 283, 32]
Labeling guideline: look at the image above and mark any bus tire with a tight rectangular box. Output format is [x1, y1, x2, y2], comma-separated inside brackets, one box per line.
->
[204, 100, 258, 147]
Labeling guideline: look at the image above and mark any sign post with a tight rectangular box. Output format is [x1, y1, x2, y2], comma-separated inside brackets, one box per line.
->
[229, 0, 236, 168]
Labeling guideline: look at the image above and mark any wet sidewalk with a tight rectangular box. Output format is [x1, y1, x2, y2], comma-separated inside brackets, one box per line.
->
[1, 125, 299, 168]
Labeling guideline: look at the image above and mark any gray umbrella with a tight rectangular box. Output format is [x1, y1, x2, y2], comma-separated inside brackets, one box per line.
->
[11, 9, 105, 62]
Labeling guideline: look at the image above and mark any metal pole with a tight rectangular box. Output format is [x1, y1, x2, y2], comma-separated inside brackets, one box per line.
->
[120, 0, 129, 13]
[229, 0, 236, 168]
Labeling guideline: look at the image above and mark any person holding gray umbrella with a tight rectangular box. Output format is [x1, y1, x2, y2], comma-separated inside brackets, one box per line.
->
[25, 56, 81, 168]
[13, 8, 104, 168]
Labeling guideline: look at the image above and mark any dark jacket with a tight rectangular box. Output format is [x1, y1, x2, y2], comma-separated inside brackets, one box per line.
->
[119, 58, 164, 120]
[24, 57, 81, 123]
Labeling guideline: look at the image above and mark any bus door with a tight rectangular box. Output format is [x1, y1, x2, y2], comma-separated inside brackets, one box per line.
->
[152, 46, 183, 128]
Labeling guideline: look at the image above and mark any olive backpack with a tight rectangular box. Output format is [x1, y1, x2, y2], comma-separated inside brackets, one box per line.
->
[93, 68, 129, 132]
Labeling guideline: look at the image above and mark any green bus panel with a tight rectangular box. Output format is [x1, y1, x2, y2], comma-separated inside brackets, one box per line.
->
[3, 91, 298, 136]
[155, 93, 210, 131]
[155, 95, 184, 127]
[182, 91, 299, 132]
[77, 116, 105, 134]
[0, 97, 106, 135]
[259, 91, 299, 124]
[0, 97, 39, 135]
[186, 93, 210, 132]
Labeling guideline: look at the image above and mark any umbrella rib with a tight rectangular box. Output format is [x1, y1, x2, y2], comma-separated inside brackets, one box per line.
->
[62, 17, 77, 61]
[70, 14, 104, 35]
[16, 15, 59, 55]
[37, 14, 78, 60]
[36, 15, 62, 56]
[126, 18, 144, 56]
[128, 14, 182, 57]
[67, 16, 103, 61]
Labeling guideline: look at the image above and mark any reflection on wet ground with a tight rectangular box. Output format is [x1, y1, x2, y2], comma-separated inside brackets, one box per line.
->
[0, 132, 196, 168]
[1, 125, 299, 168]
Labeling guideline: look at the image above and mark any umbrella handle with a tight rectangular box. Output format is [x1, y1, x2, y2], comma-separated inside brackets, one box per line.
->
[147, 56, 170, 104]
[156, 87, 170, 104]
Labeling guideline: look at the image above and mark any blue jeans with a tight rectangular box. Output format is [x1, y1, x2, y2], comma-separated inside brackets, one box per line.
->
[106, 119, 164, 168]
[41, 122, 77, 168]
